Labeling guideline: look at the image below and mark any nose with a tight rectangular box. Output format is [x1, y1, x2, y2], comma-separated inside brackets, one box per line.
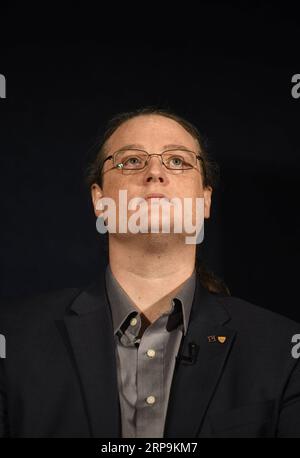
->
[143, 154, 168, 183]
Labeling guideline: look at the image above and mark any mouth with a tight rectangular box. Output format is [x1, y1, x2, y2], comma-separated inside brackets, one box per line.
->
[144, 193, 169, 201]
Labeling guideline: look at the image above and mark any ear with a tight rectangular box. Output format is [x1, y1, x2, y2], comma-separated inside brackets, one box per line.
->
[203, 186, 212, 219]
[91, 183, 104, 218]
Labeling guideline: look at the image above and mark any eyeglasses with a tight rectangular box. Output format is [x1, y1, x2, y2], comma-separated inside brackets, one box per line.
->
[101, 148, 204, 175]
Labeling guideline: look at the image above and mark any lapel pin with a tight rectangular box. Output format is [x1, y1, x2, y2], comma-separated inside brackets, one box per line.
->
[217, 336, 227, 344]
[207, 335, 216, 342]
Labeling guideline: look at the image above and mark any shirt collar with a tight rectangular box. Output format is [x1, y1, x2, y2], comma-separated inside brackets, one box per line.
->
[105, 264, 196, 336]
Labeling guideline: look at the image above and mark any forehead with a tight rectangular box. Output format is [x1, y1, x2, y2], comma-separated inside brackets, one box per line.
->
[105, 115, 199, 153]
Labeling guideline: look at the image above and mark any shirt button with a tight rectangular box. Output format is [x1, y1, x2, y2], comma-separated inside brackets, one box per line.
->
[130, 317, 138, 326]
[146, 349, 156, 358]
[146, 395, 156, 405]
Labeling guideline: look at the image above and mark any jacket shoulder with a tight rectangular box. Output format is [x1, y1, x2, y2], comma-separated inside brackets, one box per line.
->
[215, 293, 300, 341]
[0, 287, 84, 330]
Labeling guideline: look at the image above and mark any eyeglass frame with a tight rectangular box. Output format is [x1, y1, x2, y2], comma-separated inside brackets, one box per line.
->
[100, 147, 206, 178]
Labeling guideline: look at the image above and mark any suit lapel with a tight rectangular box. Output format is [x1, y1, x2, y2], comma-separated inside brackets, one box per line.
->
[60, 280, 121, 438]
[164, 279, 237, 438]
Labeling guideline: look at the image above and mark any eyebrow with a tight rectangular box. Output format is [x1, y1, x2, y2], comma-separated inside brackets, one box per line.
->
[116, 144, 145, 151]
[115, 143, 195, 152]
[162, 144, 194, 151]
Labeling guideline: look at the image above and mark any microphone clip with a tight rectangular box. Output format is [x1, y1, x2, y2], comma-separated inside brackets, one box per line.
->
[176, 341, 199, 365]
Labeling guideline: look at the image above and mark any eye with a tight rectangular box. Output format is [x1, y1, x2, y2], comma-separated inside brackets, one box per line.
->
[123, 156, 143, 168]
[169, 156, 184, 168]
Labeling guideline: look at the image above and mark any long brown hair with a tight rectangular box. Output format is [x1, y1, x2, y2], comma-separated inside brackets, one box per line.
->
[85, 107, 230, 296]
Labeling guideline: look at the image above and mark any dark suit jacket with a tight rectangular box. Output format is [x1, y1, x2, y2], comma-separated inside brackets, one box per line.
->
[1, 273, 300, 438]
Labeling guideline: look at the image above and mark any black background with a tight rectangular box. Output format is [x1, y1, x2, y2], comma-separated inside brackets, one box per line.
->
[0, 3, 299, 321]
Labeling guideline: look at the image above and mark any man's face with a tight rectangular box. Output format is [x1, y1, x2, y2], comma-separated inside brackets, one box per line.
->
[91, 115, 212, 237]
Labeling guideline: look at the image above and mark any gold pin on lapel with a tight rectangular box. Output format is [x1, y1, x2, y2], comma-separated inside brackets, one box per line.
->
[217, 336, 227, 344]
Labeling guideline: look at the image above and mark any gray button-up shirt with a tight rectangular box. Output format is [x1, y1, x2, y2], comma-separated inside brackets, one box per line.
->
[105, 265, 196, 438]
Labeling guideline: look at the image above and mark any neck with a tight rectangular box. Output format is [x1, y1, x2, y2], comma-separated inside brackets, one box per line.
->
[108, 234, 196, 322]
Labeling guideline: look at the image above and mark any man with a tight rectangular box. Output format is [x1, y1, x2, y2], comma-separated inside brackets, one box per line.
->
[1, 108, 300, 438]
